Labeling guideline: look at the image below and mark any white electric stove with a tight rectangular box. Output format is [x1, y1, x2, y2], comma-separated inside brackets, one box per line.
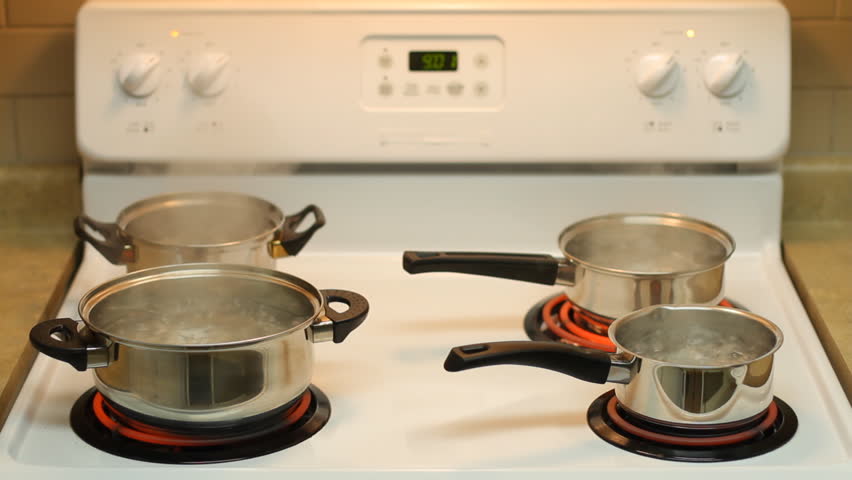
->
[2, 0, 851, 477]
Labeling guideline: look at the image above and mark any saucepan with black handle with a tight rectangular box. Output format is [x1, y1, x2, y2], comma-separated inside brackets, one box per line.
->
[444, 305, 783, 425]
[403, 212, 735, 319]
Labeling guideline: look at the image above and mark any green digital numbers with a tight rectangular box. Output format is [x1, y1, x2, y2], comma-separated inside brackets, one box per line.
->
[409, 51, 458, 71]
[422, 53, 445, 70]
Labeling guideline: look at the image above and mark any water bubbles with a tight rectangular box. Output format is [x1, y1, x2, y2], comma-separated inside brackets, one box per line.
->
[89, 276, 315, 345]
[626, 323, 771, 367]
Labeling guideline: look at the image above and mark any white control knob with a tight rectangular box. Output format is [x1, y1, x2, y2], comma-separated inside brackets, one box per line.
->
[117, 53, 162, 97]
[635, 53, 679, 98]
[704, 52, 747, 98]
[186, 53, 231, 97]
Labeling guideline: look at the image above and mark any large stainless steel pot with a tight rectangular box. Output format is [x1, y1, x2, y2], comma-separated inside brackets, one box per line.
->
[29, 264, 368, 424]
[75, 192, 326, 271]
[444, 305, 782, 425]
[403, 212, 734, 319]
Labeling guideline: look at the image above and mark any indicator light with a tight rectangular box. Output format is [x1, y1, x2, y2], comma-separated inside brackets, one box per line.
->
[686, 29, 696, 38]
[169, 30, 180, 38]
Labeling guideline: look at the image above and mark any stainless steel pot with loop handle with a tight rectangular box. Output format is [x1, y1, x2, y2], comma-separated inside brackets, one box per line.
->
[29, 264, 368, 424]
[404, 212, 734, 319]
[75, 191, 326, 271]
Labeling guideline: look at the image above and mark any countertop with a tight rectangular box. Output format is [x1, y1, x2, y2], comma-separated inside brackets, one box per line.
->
[783, 221, 852, 404]
[0, 231, 79, 429]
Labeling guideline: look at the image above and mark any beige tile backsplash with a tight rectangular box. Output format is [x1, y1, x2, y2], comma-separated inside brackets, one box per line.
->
[7, 0, 83, 26]
[790, 90, 834, 152]
[782, 0, 836, 18]
[0, 29, 73, 95]
[839, 0, 852, 18]
[792, 21, 852, 88]
[0, 0, 848, 166]
[0, 99, 15, 162]
[15, 97, 75, 163]
[834, 91, 852, 152]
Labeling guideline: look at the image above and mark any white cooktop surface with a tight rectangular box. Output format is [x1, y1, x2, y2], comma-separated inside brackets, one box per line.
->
[1, 247, 850, 478]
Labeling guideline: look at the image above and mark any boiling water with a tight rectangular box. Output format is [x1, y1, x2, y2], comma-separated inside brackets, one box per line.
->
[87, 276, 315, 346]
[614, 307, 780, 367]
[562, 222, 730, 273]
[626, 324, 773, 366]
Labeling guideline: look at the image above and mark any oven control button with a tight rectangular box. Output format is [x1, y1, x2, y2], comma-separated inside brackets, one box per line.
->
[378, 82, 393, 96]
[186, 52, 231, 97]
[474, 82, 489, 97]
[475, 54, 489, 69]
[447, 82, 464, 96]
[117, 53, 162, 97]
[635, 53, 679, 98]
[704, 52, 747, 98]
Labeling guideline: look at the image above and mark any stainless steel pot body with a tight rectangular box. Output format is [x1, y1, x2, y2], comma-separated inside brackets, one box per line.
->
[559, 263, 725, 319]
[445, 305, 782, 425]
[121, 236, 280, 271]
[608, 306, 781, 424]
[75, 192, 326, 271]
[30, 264, 368, 424]
[91, 326, 314, 423]
[404, 213, 734, 319]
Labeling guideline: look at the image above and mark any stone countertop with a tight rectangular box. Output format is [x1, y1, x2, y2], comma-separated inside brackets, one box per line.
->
[0, 231, 79, 429]
[783, 221, 852, 404]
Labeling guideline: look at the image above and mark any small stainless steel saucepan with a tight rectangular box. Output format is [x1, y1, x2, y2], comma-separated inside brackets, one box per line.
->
[445, 305, 783, 425]
[75, 191, 326, 271]
[404, 213, 734, 319]
[30, 264, 368, 424]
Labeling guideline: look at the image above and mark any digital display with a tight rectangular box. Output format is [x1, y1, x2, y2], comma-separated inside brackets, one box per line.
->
[409, 51, 458, 71]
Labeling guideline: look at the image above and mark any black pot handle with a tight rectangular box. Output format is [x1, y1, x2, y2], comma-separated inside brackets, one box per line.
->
[444, 341, 612, 384]
[270, 205, 327, 258]
[402, 251, 560, 285]
[29, 318, 91, 372]
[74, 215, 135, 265]
[320, 289, 370, 343]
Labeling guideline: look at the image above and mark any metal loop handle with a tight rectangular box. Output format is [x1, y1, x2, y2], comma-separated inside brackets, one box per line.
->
[318, 289, 369, 343]
[29, 318, 90, 371]
[268, 205, 327, 258]
[74, 215, 135, 265]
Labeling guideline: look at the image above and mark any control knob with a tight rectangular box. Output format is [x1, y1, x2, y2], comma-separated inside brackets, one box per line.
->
[117, 53, 162, 97]
[635, 53, 679, 98]
[704, 52, 747, 98]
[186, 52, 231, 97]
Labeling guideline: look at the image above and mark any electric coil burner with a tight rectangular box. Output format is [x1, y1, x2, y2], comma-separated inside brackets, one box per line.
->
[523, 294, 740, 351]
[69, 385, 331, 464]
[586, 390, 798, 462]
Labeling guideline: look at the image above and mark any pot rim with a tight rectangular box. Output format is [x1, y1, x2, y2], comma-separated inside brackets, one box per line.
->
[77, 263, 325, 351]
[115, 191, 285, 249]
[608, 305, 784, 369]
[557, 212, 736, 278]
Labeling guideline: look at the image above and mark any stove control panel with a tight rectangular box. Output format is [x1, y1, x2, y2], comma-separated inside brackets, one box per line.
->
[76, 1, 791, 164]
[360, 36, 503, 110]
